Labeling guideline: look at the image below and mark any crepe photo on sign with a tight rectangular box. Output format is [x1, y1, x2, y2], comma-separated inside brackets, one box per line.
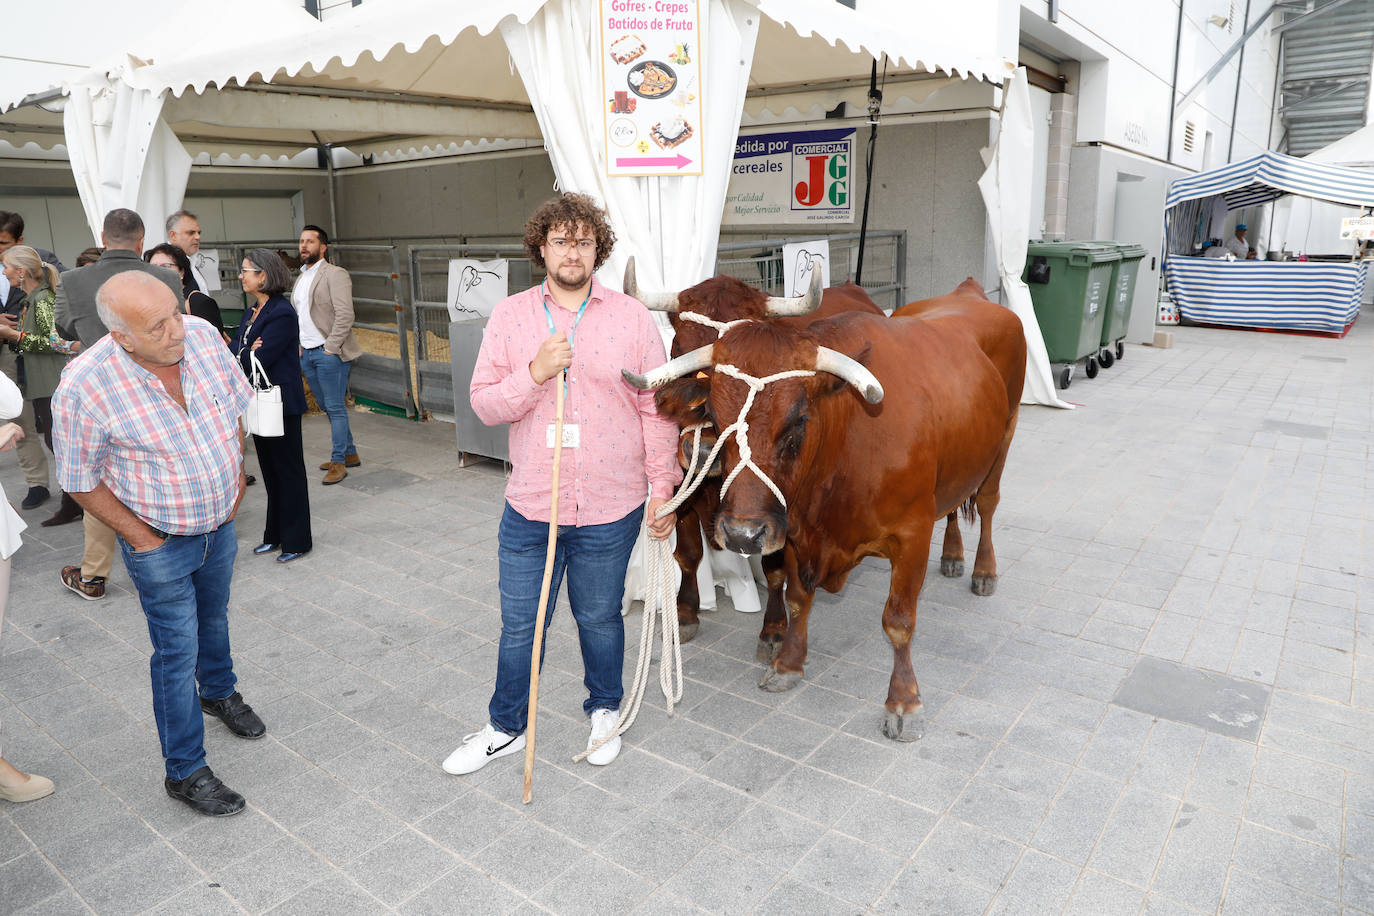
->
[447, 259, 508, 321]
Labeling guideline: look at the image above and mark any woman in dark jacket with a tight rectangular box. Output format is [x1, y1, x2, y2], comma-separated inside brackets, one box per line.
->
[229, 249, 311, 563]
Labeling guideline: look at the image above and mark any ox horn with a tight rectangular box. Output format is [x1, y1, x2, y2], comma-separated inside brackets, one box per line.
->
[814, 347, 884, 404]
[624, 256, 679, 312]
[622, 343, 715, 390]
[763, 268, 823, 317]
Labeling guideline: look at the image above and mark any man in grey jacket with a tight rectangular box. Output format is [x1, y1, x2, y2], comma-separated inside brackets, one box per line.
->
[52, 208, 183, 598]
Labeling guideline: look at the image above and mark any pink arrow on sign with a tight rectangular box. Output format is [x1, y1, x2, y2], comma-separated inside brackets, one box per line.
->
[615, 153, 693, 169]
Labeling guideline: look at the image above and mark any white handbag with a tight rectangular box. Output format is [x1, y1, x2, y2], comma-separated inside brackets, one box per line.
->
[243, 351, 284, 437]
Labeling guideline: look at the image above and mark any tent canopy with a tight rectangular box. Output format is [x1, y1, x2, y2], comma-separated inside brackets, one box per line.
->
[1, 0, 1010, 162]
[1165, 149, 1374, 212]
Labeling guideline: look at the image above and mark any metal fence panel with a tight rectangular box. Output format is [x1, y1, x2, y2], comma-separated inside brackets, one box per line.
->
[203, 240, 417, 418]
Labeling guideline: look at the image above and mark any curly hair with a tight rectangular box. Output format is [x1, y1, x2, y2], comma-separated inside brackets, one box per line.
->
[522, 193, 616, 272]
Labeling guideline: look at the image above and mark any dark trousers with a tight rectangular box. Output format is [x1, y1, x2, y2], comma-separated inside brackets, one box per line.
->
[30, 396, 53, 452]
[253, 414, 312, 552]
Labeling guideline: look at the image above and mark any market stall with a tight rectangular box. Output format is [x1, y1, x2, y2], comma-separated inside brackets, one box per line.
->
[1163, 150, 1374, 335]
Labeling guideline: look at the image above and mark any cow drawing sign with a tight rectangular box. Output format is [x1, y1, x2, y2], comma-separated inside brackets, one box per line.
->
[600, 0, 704, 177]
[446, 259, 509, 322]
[723, 128, 856, 225]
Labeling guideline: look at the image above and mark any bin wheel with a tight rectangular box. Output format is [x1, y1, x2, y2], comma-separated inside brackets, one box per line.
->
[1056, 365, 1072, 389]
[1085, 357, 1099, 380]
[1099, 348, 1115, 369]
[1116, 341, 1125, 360]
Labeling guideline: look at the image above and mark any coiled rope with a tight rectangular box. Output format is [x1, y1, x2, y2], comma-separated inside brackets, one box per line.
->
[575, 362, 815, 761]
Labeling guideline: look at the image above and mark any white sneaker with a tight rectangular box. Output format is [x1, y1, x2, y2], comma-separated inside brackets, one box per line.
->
[442, 722, 525, 775]
[586, 708, 622, 766]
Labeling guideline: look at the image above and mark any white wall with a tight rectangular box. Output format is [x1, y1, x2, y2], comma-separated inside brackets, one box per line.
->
[1020, 0, 1280, 170]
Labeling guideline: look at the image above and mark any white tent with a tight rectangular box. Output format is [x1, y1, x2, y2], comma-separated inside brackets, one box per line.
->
[3, 0, 1068, 612]
[1270, 123, 1374, 257]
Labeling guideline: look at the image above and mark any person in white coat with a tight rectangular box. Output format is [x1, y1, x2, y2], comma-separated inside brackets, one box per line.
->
[0, 370, 54, 802]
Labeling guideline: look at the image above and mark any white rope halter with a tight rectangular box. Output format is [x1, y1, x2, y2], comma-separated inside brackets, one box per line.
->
[678, 310, 754, 337]
[712, 364, 816, 511]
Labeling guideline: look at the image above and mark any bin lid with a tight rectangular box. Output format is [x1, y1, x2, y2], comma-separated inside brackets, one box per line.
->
[1115, 244, 1148, 260]
[1026, 240, 1121, 263]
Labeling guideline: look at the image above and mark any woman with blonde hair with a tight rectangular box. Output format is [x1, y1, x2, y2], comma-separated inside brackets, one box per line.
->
[0, 246, 81, 528]
[0, 368, 54, 802]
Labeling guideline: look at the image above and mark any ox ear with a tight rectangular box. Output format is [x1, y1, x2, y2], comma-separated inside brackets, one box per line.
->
[654, 375, 711, 423]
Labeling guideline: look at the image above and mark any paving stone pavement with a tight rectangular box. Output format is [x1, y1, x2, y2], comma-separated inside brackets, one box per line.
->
[3, 315, 1374, 914]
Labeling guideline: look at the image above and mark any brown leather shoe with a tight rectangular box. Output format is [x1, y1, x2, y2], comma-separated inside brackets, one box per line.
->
[40, 493, 84, 528]
[322, 462, 347, 485]
[318, 453, 360, 470]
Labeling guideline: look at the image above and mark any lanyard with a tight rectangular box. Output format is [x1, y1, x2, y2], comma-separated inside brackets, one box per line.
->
[542, 283, 591, 396]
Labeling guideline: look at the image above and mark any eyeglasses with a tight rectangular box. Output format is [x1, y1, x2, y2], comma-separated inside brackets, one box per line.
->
[238, 268, 263, 275]
[547, 238, 596, 255]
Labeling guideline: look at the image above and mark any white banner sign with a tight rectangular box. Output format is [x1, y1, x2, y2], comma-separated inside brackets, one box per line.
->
[1340, 216, 1374, 240]
[447, 259, 509, 321]
[724, 128, 856, 225]
[782, 240, 830, 297]
[600, 0, 704, 177]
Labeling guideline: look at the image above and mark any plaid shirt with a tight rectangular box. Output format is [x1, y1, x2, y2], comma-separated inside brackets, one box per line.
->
[52, 317, 253, 534]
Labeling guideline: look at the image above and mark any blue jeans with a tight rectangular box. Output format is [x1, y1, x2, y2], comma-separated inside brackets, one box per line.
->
[300, 347, 355, 462]
[488, 502, 644, 736]
[119, 521, 239, 780]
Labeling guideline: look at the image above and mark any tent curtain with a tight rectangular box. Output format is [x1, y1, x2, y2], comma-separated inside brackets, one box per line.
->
[62, 79, 192, 247]
[977, 68, 1071, 409]
[499, 0, 759, 292]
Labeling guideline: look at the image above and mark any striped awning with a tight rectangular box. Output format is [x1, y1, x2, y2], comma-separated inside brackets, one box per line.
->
[1163, 257, 1366, 335]
[1164, 150, 1374, 211]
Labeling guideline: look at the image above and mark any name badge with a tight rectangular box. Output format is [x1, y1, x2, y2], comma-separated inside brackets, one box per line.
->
[546, 423, 580, 448]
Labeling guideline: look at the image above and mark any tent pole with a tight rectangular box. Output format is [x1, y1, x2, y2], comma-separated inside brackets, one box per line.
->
[313, 131, 339, 241]
[855, 58, 884, 287]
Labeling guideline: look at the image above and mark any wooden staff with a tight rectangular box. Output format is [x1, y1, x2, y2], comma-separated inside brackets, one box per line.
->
[523, 369, 566, 804]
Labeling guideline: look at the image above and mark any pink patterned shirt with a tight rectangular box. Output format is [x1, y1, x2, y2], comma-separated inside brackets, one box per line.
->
[471, 277, 681, 525]
[51, 318, 253, 534]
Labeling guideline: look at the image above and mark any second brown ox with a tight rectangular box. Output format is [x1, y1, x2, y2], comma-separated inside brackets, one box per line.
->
[626, 279, 1025, 740]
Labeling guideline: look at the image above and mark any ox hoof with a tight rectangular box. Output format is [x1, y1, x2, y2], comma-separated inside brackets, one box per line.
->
[940, 558, 964, 578]
[755, 636, 783, 663]
[970, 574, 997, 597]
[758, 667, 802, 693]
[678, 621, 699, 644]
[881, 711, 926, 742]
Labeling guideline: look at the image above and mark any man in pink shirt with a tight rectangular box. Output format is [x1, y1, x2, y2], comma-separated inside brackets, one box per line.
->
[444, 193, 681, 775]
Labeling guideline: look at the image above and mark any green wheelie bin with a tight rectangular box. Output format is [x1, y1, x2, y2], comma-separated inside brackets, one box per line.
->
[1021, 241, 1120, 389]
[1091, 242, 1147, 369]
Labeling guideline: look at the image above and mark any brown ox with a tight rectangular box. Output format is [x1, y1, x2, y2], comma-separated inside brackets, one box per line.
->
[632, 265, 883, 659]
[627, 280, 1025, 740]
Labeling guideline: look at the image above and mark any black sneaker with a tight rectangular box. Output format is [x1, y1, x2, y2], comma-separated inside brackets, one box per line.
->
[20, 486, 49, 510]
[165, 766, 245, 816]
[200, 692, 266, 739]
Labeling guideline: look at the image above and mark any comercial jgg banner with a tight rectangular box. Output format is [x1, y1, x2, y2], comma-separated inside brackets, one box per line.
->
[723, 128, 856, 225]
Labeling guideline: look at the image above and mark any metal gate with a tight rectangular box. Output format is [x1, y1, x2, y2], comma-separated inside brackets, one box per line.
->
[406, 230, 906, 420]
[203, 240, 417, 417]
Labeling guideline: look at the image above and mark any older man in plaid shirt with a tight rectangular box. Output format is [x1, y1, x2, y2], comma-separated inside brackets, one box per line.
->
[52, 271, 264, 817]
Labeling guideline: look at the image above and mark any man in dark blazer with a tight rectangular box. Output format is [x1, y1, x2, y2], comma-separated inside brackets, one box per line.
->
[55, 209, 182, 349]
[52, 208, 184, 598]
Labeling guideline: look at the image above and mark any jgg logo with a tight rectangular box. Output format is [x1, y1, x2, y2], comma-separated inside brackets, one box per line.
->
[793, 148, 849, 209]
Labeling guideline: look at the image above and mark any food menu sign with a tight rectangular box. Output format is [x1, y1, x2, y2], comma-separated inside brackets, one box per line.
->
[600, 0, 703, 177]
